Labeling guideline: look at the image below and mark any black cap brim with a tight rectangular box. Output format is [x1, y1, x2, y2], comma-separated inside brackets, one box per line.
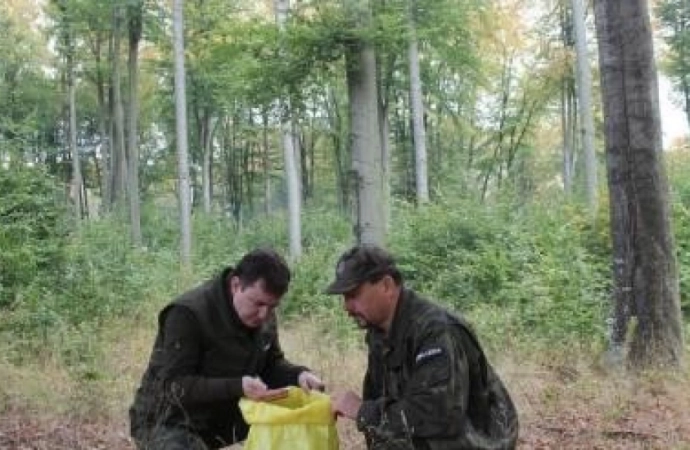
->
[324, 278, 360, 295]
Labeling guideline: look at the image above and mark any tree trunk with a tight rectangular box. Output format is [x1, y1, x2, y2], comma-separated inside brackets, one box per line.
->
[111, 5, 127, 211]
[408, 1, 429, 203]
[225, 113, 243, 223]
[326, 85, 349, 212]
[571, 0, 598, 214]
[275, 0, 302, 259]
[378, 99, 391, 231]
[346, 1, 385, 245]
[283, 127, 301, 254]
[200, 109, 214, 214]
[94, 37, 110, 205]
[127, 1, 142, 246]
[262, 109, 272, 215]
[173, 0, 192, 269]
[680, 75, 690, 129]
[68, 50, 83, 223]
[594, 0, 683, 369]
[561, 79, 575, 193]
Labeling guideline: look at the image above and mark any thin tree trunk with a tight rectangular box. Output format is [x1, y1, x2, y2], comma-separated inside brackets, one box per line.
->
[299, 129, 309, 200]
[408, 0, 429, 203]
[572, 0, 598, 214]
[68, 51, 83, 223]
[95, 38, 110, 205]
[375, 35, 395, 225]
[561, 81, 574, 193]
[275, 0, 301, 259]
[173, 0, 192, 269]
[111, 5, 128, 211]
[283, 127, 301, 253]
[346, 2, 385, 245]
[127, 1, 142, 246]
[327, 86, 348, 212]
[682, 77, 690, 132]
[262, 109, 272, 215]
[378, 100, 391, 230]
[107, 79, 116, 206]
[201, 110, 213, 214]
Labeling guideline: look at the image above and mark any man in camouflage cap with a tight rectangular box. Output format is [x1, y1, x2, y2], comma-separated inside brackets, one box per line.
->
[327, 244, 519, 449]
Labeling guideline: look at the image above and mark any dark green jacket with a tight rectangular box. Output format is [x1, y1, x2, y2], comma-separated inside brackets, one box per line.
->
[357, 289, 519, 450]
[129, 267, 306, 449]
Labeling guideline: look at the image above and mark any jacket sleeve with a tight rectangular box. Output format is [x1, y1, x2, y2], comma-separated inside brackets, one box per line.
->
[357, 324, 470, 441]
[158, 306, 244, 406]
[260, 318, 308, 388]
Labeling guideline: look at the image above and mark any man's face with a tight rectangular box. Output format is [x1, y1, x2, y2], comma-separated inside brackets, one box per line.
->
[231, 277, 280, 328]
[342, 279, 389, 330]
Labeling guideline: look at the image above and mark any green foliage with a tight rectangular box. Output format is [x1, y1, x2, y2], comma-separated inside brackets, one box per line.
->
[56, 220, 180, 324]
[192, 206, 351, 284]
[0, 167, 70, 309]
[390, 197, 610, 343]
[674, 203, 690, 317]
[656, 0, 690, 123]
[667, 150, 690, 316]
[189, 211, 288, 279]
[4, 184, 688, 368]
[282, 208, 350, 315]
[0, 5, 61, 162]
[0, 209, 183, 362]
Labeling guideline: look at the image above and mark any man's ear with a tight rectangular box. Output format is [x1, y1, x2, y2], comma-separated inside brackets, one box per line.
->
[381, 275, 395, 293]
[229, 275, 241, 295]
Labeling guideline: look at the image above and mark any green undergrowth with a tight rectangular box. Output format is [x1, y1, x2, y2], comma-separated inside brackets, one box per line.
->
[1, 167, 688, 386]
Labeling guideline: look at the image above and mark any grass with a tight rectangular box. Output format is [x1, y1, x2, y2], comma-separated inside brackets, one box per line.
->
[0, 313, 689, 449]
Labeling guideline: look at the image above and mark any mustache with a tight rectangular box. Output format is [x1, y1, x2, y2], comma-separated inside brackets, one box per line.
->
[348, 313, 372, 329]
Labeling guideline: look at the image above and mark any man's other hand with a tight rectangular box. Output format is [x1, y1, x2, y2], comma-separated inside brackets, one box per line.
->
[242, 376, 269, 400]
[298, 371, 325, 392]
[331, 390, 362, 419]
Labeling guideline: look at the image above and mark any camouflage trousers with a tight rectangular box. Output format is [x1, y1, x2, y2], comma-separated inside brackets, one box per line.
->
[366, 432, 417, 450]
[132, 425, 209, 450]
[369, 440, 416, 450]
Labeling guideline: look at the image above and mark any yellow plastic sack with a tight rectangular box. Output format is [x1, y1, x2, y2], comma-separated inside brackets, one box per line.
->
[239, 387, 339, 450]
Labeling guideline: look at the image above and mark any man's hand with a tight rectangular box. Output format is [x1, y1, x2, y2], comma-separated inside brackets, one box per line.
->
[331, 390, 362, 419]
[298, 371, 325, 392]
[242, 376, 269, 400]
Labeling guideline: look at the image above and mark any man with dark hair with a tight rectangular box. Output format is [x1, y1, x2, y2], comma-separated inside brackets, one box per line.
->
[327, 244, 519, 450]
[130, 248, 323, 450]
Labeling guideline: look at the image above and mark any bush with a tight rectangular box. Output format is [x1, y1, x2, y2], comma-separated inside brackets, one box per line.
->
[4, 172, 686, 367]
[667, 149, 690, 317]
[55, 219, 181, 325]
[391, 198, 610, 343]
[0, 167, 70, 308]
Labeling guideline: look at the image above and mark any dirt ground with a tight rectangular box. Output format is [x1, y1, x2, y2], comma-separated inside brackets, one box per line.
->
[1, 322, 689, 449]
[1, 369, 689, 449]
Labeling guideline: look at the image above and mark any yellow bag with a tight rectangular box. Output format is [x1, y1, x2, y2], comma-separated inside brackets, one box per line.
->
[239, 387, 339, 450]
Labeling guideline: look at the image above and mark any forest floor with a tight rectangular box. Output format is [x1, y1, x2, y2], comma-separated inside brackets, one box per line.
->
[1, 321, 689, 449]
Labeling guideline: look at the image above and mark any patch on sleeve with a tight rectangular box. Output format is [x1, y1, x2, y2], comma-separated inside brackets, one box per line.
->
[415, 347, 444, 364]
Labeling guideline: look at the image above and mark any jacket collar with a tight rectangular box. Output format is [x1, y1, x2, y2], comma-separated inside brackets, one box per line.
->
[370, 287, 414, 364]
[387, 287, 411, 343]
[216, 266, 247, 331]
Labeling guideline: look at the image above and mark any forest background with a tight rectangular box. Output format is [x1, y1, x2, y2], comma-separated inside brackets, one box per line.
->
[1, 0, 690, 448]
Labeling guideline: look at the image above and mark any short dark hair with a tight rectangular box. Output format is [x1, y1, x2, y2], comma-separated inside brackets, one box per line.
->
[325, 245, 402, 294]
[234, 248, 291, 297]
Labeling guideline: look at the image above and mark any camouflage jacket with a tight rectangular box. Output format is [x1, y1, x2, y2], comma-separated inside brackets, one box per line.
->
[356, 289, 519, 450]
[129, 267, 306, 449]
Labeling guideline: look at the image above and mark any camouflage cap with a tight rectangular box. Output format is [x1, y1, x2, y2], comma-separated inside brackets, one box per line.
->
[325, 245, 398, 295]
